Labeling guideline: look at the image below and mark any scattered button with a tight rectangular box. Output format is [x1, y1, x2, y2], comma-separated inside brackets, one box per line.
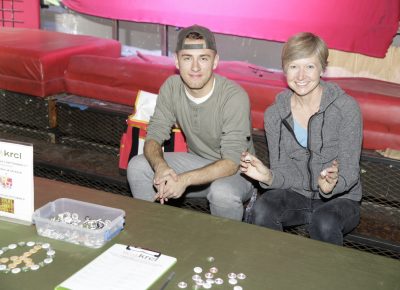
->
[192, 274, 201, 281]
[195, 279, 204, 286]
[228, 273, 237, 279]
[42, 243, 50, 249]
[11, 267, 21, 274]
[206, 278, 214, 284]
[9, 256, 18, 261]
[209, 266, 218, 274]
[206, 256, 215, 262]
[177, 281, 188, 288]
[193, 266, 202, 274]
[47, 250, 56, 256]
[44, 258, 53, 264]
[228, 278, 238, 285]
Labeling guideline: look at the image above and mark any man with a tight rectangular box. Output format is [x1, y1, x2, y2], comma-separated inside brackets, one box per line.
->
[127, 25, 255, 220]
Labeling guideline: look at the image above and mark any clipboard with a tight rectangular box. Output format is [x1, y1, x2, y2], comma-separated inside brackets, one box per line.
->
[55, 244, 177, 290]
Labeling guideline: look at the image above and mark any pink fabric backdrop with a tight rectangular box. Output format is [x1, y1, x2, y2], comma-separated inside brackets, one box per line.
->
[1, 0, 40, 28]
[62, 0, 399, 57]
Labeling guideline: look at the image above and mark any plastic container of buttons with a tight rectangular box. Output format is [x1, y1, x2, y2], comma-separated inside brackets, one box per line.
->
[32, 198, 125, 248]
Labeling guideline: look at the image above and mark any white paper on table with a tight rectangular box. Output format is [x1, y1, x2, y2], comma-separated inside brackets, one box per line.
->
[55, 244, 177, 290]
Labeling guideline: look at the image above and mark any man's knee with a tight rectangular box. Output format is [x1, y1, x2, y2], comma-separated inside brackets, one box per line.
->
[127, 155, 152, 181]
[127, 154, 155, 201]
[207, 177, 252, 207]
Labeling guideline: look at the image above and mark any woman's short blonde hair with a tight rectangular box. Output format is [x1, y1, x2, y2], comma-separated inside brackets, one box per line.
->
[281, 32, 329, 72]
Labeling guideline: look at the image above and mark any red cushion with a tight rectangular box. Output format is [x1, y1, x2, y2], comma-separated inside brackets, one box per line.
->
[64, 54, 400, 150]
[65, 55, 177, 106]
[0, 28, 121, 97]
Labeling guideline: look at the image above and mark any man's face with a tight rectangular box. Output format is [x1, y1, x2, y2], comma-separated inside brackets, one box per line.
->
[175, 38, 219, 97]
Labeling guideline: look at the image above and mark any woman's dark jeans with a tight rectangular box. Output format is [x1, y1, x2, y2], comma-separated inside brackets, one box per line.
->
[252, 189, 360, 246]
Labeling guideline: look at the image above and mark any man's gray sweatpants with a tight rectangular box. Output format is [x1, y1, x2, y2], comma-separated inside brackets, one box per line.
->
[127, 152, 254, 221]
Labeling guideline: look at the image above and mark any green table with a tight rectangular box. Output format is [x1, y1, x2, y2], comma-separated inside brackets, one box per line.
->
[1, 177, 399, 290]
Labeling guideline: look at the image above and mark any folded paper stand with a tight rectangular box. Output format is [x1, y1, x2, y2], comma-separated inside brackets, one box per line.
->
[119, 91, 187, 172]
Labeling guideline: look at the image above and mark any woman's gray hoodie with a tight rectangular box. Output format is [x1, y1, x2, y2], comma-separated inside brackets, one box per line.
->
[262, 80, 363, 201]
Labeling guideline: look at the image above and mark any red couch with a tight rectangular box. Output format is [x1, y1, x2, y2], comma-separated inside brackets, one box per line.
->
[0, 28, 121, 97]
[0, 28, 398, 150]
[65, 53, 400, 150]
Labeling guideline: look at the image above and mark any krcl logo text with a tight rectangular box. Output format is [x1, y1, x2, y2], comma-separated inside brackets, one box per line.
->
[0, 149, 22, 159]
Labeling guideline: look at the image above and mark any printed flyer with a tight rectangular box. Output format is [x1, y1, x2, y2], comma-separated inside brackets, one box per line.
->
[0, 139, 34, 224]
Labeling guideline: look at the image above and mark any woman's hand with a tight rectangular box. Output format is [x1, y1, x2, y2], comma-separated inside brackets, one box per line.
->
[318, 160, 339, 194]
[240, 152, 272, 185]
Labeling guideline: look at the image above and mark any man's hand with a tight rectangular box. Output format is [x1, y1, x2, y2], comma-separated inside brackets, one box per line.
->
[154, 173, 189, 204]
[240, 152, 272, 185]
[318, 160, 339, 194]
[153, 164, 178, 203]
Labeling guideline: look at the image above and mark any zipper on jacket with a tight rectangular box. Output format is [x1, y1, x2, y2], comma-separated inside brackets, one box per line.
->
[307, 113, 319, 192]
[282, 114, 320, 193]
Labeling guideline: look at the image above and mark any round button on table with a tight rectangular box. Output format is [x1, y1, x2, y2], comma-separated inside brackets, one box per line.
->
[192, 274, 201, 281]
[11, 267, 21, 274]
[228, 272, 237, 279]
[229, 278, 238, 285]
[193, 266, 202, 274]
[177, 281, 187, 288]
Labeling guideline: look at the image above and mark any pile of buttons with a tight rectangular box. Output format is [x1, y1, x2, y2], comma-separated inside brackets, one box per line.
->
[177, 256, 247, 289]
[50, 212, 111, 229]
[37, 211, 111, 248]
[0, 241, 55, 274]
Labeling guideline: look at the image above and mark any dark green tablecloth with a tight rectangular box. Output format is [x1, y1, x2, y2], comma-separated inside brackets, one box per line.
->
[1, 178, 399, 290]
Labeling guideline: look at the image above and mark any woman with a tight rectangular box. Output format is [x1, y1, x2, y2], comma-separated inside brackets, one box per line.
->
[240, 32, 362, 246]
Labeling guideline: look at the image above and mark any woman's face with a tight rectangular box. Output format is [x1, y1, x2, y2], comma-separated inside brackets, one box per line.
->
[285, 55, 323, 97]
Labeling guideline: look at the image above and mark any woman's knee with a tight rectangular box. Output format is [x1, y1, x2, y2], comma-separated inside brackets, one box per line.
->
[252, 196, 282, 229]
[309, 212, 342, 244]
[310, 199, 360, 244]
[311, 213, 339, 233]
[253, 198, 272, 225]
